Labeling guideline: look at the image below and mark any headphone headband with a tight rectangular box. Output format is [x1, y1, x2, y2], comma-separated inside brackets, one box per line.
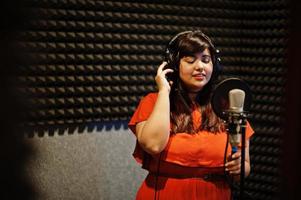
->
[166, 30, 218, 56]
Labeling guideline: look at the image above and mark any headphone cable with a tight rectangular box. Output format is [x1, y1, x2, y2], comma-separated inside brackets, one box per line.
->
[154, 152, 162, 200]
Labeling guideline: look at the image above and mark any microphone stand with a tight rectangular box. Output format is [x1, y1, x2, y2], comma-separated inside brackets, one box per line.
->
[226, 111, 248, 200]
[240, 116, 247, 200]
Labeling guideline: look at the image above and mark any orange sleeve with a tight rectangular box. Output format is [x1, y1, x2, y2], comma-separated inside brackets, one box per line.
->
[128, 92, 157, 134]
[246, 121, 255, 139]
[128, 93, 158, 164]
[236, 121, 254, 148]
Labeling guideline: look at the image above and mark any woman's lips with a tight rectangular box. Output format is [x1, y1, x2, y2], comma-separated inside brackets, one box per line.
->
[193, 74, 205, 80]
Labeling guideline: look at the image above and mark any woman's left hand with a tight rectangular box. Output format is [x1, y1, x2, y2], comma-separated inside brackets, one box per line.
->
[225, 151, 241, 175]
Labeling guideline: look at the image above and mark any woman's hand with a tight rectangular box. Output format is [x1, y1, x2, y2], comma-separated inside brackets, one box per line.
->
[225, 150, 251, 181]
[155, 61, 174, 93]
[225, 151, 242, 176]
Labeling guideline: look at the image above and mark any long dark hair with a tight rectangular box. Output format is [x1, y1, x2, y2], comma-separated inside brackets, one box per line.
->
[167, 31, 225, 134]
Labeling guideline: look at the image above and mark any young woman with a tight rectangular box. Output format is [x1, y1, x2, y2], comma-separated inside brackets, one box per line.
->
[128, 30, 254, 200]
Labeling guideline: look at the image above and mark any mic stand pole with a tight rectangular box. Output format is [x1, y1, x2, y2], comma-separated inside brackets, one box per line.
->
[240, 115, 247, 200]
[227, 111, 248, 199]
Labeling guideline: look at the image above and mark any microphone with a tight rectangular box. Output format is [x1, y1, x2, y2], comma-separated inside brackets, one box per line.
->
[228, 89, 245, 154]
[211, 78, 251, 154]
[211, 78, 252, 199]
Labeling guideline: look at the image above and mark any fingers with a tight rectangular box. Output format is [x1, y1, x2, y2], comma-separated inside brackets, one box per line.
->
[157, 61, 167, 74]
[155, 61, 174, 92]
[157, 62, 174, 76]
[225, 152, 241, 175]
[225, 162, 241, 174]
[156, 61, 174, 83]
[163, 69, 174, 75]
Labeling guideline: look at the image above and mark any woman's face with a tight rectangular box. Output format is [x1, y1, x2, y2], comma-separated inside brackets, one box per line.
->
[179, 48, 213, 92]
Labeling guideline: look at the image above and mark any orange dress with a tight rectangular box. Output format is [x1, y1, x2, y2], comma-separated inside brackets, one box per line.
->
[128, 93, 254, 200]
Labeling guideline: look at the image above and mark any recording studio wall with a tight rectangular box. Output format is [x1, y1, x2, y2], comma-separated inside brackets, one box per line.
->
[17, 0, 288, 199]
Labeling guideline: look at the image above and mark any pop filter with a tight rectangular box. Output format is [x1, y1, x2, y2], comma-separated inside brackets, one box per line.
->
[211, 78, 252, 120]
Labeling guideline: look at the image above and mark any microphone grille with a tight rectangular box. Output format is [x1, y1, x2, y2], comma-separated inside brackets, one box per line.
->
[229, 89, 245, 113]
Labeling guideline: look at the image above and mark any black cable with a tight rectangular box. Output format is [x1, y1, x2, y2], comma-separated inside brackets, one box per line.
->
[223, 131, 235, 199]
[154, 152, 162, 200]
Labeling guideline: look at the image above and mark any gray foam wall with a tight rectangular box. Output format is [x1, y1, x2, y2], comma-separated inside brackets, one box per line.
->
[25, 127, 147, 200]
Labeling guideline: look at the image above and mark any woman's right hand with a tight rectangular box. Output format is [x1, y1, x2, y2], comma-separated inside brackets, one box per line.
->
[155, 61, 174, 93]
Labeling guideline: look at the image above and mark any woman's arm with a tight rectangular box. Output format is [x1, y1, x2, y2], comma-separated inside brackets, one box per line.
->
[135, 62, 173, 155]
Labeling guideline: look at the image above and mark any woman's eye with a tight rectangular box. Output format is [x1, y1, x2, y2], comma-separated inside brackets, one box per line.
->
[202, 57, 211, 63]
[185, 57, 195, 63]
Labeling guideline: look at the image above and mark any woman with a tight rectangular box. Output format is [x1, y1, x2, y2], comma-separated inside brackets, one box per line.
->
[128, 30, 254, 200]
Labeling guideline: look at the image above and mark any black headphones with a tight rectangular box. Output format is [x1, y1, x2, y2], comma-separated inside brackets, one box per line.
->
[164, 30, 222, 82]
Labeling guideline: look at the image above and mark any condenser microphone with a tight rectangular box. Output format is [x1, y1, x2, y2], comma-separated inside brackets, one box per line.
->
[228, 89, 245, 154]
[211, 78, 252, 153]
[211, 78, 252, 199]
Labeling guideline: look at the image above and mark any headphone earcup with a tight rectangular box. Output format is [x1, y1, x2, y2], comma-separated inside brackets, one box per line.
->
[211, 56, 223, 81]
[215, 48, 222, 71]
[164, 48, 176, 82]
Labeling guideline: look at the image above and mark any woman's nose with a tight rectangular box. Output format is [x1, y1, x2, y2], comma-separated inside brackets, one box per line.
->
[195, 60, 204, 71]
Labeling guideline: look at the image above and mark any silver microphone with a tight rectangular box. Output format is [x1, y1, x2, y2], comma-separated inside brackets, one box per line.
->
[228, 89, 245, 153]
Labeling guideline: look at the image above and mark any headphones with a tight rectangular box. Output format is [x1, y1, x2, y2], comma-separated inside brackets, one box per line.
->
[164, 30, 222, 82]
